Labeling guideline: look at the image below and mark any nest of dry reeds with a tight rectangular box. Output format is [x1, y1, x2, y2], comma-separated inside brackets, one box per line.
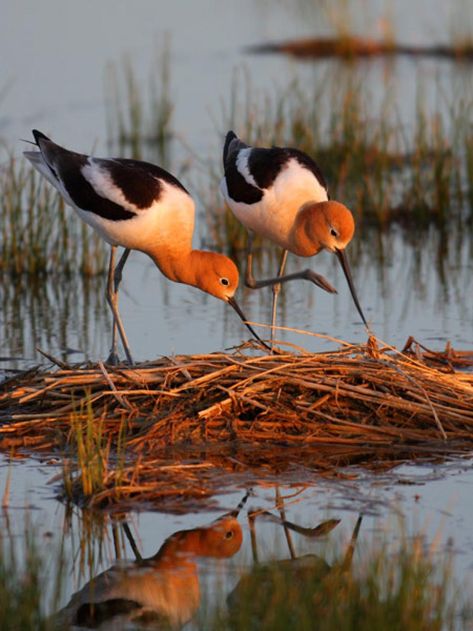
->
[1, 335, 472, 509]
[1, 335, 473, 448]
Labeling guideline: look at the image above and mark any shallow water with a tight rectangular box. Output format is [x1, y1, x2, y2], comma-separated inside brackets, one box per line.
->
[2, 452, 473, 623]
[0, 226, 471, 367]
[1, 0, 473, 624]
[1, 2, 472, 364]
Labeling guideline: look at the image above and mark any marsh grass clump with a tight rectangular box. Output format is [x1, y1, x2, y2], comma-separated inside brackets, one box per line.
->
[0, 155, 106, 277]
[62, 403, 123, 505]
[0, 524, 62, 630]
[205, 536, 461, 631]
[104, 40, 173, 165]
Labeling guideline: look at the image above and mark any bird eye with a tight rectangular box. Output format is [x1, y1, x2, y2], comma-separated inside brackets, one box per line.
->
[220, 277, 230, 286]
[330, 229, 338, 237]
[225, 530, 234, 539]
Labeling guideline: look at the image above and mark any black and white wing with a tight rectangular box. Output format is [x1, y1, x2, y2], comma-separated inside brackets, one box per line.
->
[24, 130, 189, 221]
[221, 130, 328, 206]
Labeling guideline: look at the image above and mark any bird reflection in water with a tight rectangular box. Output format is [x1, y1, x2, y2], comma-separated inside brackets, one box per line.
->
[228, 488, 363, 623]
[55, 496, 247, 629]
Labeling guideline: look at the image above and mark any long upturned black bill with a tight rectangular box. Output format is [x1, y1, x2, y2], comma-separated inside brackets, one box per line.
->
[335, 249, 368, 328]
[229, 489, 252, 517]
[227, 297, 272, 352]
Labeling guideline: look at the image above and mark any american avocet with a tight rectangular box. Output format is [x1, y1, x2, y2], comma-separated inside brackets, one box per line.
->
[55, 512, 243, 628]
[24, 130, 269, 364]
[220, 131, 368, 345]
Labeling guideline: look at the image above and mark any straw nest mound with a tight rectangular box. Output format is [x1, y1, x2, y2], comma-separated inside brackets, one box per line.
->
[1, 336, 472, 510]
[1, 336, 472, 452]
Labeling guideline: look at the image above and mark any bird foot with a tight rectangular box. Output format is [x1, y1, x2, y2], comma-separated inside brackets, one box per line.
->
[306, 271, 337, 294]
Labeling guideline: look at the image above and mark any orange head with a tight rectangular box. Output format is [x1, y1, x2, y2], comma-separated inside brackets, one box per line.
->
[158, 516, 243, 562]
[197, 516, 243, 558]
[192, 251, 240, 301]
[295, 200, 355, 257]
[294, 200, 368, 327]
[175, 250, 271, 351]
[310, 200, 355, 252]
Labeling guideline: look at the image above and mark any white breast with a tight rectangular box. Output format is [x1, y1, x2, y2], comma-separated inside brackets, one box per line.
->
[75, 182, 195, 253]
[224, 158, 328, 250]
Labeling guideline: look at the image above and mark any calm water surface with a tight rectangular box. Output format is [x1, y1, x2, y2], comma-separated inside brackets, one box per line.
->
[2, 453, 473, 621]
[0, 0, 472, 621]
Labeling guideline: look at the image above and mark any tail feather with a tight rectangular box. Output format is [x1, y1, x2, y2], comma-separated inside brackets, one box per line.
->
[32, 129, 51, 146]
[25, 129, 63, 185]
[223, 131, 237, 167]
[23, 150, 43, 165]
[222, 130, 250, 168]
[24, 149, 59, 188]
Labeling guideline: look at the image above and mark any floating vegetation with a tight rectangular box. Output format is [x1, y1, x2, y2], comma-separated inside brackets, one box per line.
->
[248, 35, 473, 61]
[247, 2, 473, 64]
[0, 337, 472, 509]
[0, 156, 106, 277]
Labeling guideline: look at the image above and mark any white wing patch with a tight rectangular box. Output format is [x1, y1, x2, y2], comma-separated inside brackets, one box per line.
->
[81, 159, 141, 213]
[236, 148, 259, 188]
[271, 158, 328, 206]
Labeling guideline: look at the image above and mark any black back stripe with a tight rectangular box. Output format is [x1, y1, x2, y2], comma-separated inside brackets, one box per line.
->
[56, 154, 136, 221]
[106, 158, 189, 202]
[224, 152, 263, 205]
[75, 599, 140, 626]
[223, 131, 237, 167]
[96, 159, 162, 210]
[35, 132, 191, 221]
[223, 130, 249, 167]
[248, 146, 328, 191]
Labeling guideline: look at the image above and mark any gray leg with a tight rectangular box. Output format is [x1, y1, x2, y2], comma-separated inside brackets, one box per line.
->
[111, 249, 131, 350]
[276, 486, 296, 560]
[244, 233, 337, 295]
[106, 247, 133, 365]
[106, 247, 120, 365]
[248, 511, 259, 564]
[244, 232, 256, 288]
[340, 514, 363, 571]
[122, 520, 143, 562]
[270, 249, 288, 349]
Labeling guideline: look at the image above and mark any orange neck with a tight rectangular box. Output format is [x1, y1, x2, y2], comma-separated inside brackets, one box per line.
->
[148, 528, 207, 569]
[147, 247, 207, 288]
[290, 202, 327, 256]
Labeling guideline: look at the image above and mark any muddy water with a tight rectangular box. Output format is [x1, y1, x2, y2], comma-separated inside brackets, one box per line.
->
[0, 0, 472, 622]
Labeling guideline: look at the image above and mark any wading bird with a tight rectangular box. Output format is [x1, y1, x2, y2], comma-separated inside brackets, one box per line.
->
[55, 509, 243, 629]
[25, 130, 269, 364]
[220, 131, 368, 345]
